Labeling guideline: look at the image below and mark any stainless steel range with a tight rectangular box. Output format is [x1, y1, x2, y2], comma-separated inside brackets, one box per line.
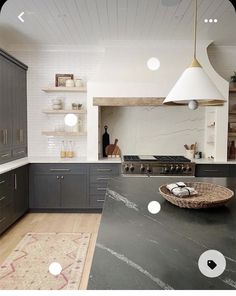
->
[122, 155, 195, 176]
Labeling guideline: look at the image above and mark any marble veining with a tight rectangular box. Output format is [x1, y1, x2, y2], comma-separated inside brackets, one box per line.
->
[88, 176, 236, 290]
[96, 243, 173, 290]
[107, 189, 139, 211]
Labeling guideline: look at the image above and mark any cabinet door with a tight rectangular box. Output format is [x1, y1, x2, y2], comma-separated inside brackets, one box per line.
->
[12, 65, 27, 157]
[13, 166, 29, 221]
[0, 55, 13, 161]
[61, 174, 88, 209]
[30, 174, 60, 209]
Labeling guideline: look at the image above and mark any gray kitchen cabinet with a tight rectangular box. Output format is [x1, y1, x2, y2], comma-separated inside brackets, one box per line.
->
[61, 174, 87, 208]
[13, 165, 29, 220]
[89, 163, 120, 209]
[0, 49, 28, 164]
[29, 164, 89, 210]
[0, 165, 29, 235]
[30, 174, 60, 209]
[0, 55, 13, 161]
[12, 65, 27, 158]
[195, 164, 230, 177]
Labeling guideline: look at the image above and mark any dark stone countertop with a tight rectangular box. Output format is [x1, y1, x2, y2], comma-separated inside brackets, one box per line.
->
[88, 177, 236, 290]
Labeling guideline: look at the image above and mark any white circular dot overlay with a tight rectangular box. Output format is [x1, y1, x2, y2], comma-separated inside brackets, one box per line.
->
[49, 262, 62, 276]
[209, 19, 213, 23]
[204, 19, 208, 23]
[148, 201, 161, 214]
[198, 250, 226, 278]
[147, 57, 161, 71]
[214, 19, 218, 23]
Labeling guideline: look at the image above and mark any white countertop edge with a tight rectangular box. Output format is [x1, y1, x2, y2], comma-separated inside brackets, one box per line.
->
[1, 157, 236, 175]
[0, 158, 30, 174]
[0, 157, 122, 174]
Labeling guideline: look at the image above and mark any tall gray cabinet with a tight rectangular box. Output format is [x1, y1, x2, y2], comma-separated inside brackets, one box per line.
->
[0, 49, 28, 164]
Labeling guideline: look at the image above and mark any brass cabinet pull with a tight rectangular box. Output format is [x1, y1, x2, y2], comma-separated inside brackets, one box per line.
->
[0, 217, 6, 224]
[0, 195, 6, 201]
[97, 199, 105, 202]
[20, 129, 24, 144]
[2, 129, 7, 145]
[4, 129, 8, 145]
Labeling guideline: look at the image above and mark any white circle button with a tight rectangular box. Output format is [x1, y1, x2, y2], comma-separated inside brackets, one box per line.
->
[148, 201, 161, 214]
[198, 250, 226, 278]
[49, 262, 62, 276]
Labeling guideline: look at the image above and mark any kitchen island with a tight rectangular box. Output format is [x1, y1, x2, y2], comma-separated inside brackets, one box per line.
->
[88, 176, 236, 290]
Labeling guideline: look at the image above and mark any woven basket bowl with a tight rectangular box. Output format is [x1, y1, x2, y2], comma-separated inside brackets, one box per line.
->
[159, 182, 234, 209]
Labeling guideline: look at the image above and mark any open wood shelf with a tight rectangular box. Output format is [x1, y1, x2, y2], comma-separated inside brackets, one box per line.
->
[42, 87, 87, 93]
[228, 132, 236, 137]
[229, 88, 236, 93]
[42, 109, 86, 114]
[42, 131, 86, 137]
[93, 97, 166, 106]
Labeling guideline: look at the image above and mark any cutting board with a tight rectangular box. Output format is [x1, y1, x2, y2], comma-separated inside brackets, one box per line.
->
[105, 139, 121, 157]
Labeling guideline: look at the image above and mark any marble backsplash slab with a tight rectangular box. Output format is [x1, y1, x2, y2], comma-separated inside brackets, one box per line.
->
[101, 106, 205, 156]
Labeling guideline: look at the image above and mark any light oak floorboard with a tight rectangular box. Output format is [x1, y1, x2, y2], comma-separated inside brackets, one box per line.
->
[0, 213, 101, 290]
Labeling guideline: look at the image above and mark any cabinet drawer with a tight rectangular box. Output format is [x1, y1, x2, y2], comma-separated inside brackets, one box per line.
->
[90, 185, 107, 196]
[0, 191, 11, 208]
[0, 202, 14, 234]
[90, 164, 120, 176]
[89, 195, 105, 208]
[12, 147, 27, 159]
[195, 164, 229, 177]
[0, 150, 12, 164]
[30, 164, 88, 175]
[90, 175, 113, 184]
[0, 173, 12, 195]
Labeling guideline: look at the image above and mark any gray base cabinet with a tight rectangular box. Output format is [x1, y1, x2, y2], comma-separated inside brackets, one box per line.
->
[195, 164, 236, 177]
[29, 164, 89, 210]
[89, 164, 120, 209]
[0, 165, 29, 235]
[29, 163, 120, 211]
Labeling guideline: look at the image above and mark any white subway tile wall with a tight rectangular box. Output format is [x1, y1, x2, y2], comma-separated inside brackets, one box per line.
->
[9, 49, 104, 157]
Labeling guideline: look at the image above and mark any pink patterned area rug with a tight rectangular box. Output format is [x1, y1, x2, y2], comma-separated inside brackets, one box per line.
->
[0, 232, 91, 290]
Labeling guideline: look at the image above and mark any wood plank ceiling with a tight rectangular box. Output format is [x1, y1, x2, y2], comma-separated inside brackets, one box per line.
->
[0, 0, 235, 46]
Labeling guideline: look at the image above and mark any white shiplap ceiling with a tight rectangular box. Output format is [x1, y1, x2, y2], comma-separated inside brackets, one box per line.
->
[0, 0, 235, 47]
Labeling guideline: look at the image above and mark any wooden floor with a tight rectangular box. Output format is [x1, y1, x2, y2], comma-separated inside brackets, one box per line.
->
[0, 213, 101, 289]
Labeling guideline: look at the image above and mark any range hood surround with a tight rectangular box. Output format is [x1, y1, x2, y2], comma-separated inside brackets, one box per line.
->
[87, 40, 229, 161]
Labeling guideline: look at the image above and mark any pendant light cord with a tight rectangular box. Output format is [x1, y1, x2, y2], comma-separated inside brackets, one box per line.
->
[193, 0, 197, 59]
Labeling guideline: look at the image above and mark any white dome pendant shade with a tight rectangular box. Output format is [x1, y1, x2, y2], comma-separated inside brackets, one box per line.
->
[163, 0, 225, 107]
[163, 58, 225, 106]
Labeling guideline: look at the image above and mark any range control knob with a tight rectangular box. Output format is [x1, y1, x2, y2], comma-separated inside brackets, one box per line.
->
[175, 165, 180, 172]
[164, 166, 170, 173]
[181, 165, 186, 172]
[186, 166, 192, 172]
[130, 165, 135, 172]
[170, 165, 175, 172]
[140, 165, 145, 173]
[147, 166, 152, 173]
[124, 165, 129, 172]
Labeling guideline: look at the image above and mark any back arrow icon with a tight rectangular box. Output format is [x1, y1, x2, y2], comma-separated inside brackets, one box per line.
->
[18, 12, 25, 22]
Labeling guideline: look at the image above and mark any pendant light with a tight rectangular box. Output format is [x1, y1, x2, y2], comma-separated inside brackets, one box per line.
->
[163, 0, 225, 108]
